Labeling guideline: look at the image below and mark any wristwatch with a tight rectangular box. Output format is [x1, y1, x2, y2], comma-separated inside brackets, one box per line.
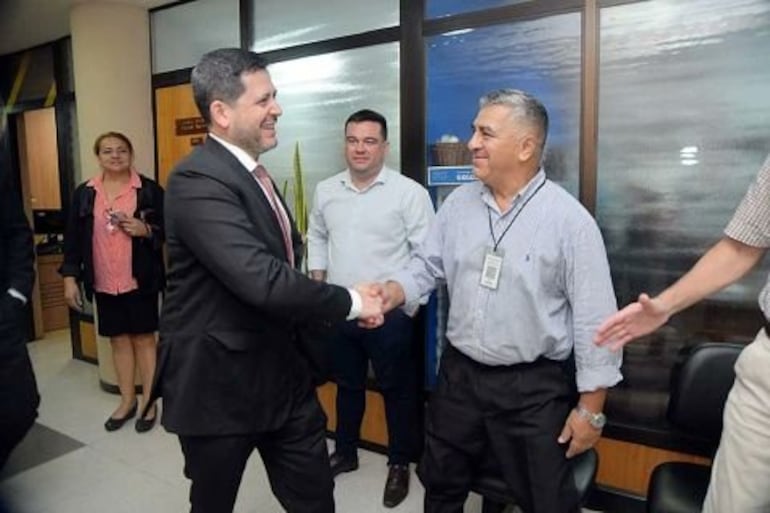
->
[575, 404, 607, 429]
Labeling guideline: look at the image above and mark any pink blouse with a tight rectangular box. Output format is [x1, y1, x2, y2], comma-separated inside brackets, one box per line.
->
[88, 171, 142, 295]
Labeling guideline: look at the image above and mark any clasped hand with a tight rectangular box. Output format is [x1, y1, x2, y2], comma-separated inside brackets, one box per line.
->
[353, 281, 405, 329]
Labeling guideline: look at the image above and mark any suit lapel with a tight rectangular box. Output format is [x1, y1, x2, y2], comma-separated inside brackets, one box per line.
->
[202, 138, 297, 265]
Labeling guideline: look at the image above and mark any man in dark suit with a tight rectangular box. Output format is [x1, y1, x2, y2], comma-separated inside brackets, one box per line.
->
[0, 168, 39, 470]
[153, 48, 383, 513]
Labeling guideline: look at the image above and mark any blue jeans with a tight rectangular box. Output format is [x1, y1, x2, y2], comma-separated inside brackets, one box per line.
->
[332, 309, 420, 465]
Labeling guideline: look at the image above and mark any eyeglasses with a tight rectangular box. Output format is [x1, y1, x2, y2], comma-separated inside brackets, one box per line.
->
[345, 137, 383, 148]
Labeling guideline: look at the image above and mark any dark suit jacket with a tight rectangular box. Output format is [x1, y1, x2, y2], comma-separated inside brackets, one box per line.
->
[155, 137, 352, 436]
[0, 170, 35, 347]
[0, 169, 39, 429]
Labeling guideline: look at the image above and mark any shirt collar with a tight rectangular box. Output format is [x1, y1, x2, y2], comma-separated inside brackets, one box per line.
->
[341, 165, 390, 192]
[481, 168, 547, 214]
[208, 132, 259, 172]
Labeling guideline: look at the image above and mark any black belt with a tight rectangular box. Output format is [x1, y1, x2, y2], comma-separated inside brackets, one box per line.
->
[764, 320, 770, 336]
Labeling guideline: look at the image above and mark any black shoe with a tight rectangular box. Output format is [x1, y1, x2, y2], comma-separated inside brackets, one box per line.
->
[104, 402, 137, 432]
[135, 405, 157, 433]
[329, 451, 358, 478]
[383, 464, 409, 508]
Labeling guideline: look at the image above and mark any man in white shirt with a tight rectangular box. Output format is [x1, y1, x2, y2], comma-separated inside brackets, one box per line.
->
[308, 109, 435, 508]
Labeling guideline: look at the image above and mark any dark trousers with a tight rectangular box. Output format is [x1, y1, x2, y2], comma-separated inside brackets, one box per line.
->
[178, 387, 334, 513]
[418, 345, 579, 513]
[0, 328, 39, 470]
[333, 309, 419, 465]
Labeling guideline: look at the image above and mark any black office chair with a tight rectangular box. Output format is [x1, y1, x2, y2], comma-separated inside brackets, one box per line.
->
[472, 446, 598, 513]
[646, 342, 743, 513]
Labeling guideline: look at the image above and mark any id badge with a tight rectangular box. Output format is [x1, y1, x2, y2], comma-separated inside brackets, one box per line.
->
[480, 247, 504, 290]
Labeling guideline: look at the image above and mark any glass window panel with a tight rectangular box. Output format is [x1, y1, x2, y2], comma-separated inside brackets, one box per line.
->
[250, 0, 398, 52]
[597, 0, 770, 427]
[151, 0, 239, 74]
[427, 0, 533, 19]
[258, 43, 400, 216]
[427, 13, 581, 194]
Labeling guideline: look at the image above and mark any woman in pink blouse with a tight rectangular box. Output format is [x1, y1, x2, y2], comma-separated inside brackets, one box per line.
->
[60, 132, 165, 433]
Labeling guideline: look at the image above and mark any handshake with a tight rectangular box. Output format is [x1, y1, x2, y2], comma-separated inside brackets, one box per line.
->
[353, 281, 405, 329]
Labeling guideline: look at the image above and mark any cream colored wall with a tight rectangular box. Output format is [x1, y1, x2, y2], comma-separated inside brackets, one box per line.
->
[70, 2, 155, 180]
[70, 2, 154, 389]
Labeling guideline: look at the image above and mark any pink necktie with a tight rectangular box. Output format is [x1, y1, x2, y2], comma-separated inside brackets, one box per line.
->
[253, 165, 295, 267]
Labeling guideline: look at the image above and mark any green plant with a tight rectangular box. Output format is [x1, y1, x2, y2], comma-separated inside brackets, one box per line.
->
[292, 141, 308, 236]
[280, 142, 308, 236]
[280, 142, 309, 271]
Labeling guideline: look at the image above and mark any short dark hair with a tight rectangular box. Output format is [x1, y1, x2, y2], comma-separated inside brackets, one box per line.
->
[345, 109, 388, 141]
[191, 48, 269, 124]
[93, 131, 133, 155]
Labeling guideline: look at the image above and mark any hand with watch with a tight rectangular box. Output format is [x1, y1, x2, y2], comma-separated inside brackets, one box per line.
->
[558, 402, 607, 458]
[574, 404, 607, 429]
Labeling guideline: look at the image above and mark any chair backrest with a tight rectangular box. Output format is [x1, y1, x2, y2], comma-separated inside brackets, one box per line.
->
[572, 447, 598, 499]
[667, 342, 743, 441]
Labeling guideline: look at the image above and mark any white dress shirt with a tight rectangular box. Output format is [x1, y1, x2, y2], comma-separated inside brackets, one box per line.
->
[307, 166, 435, 313]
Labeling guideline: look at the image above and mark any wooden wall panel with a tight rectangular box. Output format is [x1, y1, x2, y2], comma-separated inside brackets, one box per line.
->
[19, 108, 61, 210]
[38, 254, 68, 332]
[595, 437, 710, 496]
[79, 320, 98, 360]
[317, 382, 389, 447]
[155, 84, 204, 187]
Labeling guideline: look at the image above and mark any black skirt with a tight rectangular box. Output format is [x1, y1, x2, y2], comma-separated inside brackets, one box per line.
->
[94, 290, 159, 337]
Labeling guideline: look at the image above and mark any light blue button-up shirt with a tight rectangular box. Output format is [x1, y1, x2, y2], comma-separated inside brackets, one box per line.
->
[394, 169, 622, 392]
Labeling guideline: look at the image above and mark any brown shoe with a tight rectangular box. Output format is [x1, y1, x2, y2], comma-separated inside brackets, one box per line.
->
[383, 464, 409, 508]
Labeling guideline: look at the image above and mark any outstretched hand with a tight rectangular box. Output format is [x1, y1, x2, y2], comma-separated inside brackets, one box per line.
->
[594, 293, 670, 351]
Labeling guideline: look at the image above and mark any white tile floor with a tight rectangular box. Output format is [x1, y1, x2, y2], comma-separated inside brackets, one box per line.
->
[0, 331, 601, 513]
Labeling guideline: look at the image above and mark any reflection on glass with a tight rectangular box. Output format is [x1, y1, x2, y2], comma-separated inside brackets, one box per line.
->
[259, 44, 400, 211]
[597, 0, 770, 427]
[427, 13, 581, 194]
[151, 0, 239, 74]
[427, 0, 533, 19]
[250, 0, 398, 52]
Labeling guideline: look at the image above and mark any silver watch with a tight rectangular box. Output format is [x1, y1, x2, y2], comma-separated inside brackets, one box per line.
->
[575, 404, 606, 429]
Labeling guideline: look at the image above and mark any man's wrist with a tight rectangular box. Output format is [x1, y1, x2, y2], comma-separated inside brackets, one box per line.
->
[574, 404, 607, 430]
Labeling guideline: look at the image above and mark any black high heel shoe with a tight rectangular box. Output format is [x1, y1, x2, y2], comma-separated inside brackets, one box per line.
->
[135, 405, 157, 433]
[104, 402, 137, 432]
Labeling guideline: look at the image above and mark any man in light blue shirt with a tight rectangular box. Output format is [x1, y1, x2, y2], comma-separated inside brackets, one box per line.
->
[382, 90, 622, 513]
[307, 109, 434, 508]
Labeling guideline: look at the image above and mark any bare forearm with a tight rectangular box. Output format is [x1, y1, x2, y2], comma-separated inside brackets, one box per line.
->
[658, 236, 765, 316]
